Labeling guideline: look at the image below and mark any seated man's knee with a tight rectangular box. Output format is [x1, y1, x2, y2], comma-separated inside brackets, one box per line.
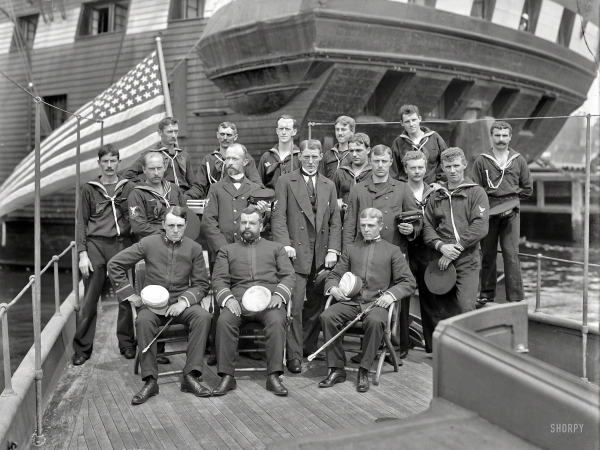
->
[136, 308, 159, 327]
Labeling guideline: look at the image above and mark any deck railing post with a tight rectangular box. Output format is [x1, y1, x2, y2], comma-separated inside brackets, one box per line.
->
[534, 253, 542, 312]
[72, 242, 79, 313]
[53, 256, 61, 316]
[581, 113, 591, 382]
[1, 304, 15, 396]
[33, 97, 46, 446]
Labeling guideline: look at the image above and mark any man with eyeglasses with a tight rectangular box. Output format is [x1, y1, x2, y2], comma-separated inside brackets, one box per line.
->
[124, 117, 203, 201]
[272, 139, 342, 374]
[319, 115, 355, 180]
[343, 144, 414, 359]
[259, 114, 301, 190]
[196, 122, 263, 199]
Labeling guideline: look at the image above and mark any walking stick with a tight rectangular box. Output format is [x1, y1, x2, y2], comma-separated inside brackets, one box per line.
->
[307, 301, 378, 361]
[141, 317, 174, 354]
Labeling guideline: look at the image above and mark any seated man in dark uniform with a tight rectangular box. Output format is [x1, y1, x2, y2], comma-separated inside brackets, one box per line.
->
[211, 206, 296, 396]
[108, 206, 212, 404]
[320, 208, 416, 392]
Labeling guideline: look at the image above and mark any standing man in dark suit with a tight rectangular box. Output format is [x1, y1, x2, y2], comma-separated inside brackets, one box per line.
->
[343, 144, 414, 359]
[272, 139, 342, 373]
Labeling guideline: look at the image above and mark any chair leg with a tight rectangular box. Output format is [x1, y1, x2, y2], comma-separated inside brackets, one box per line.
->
[134, 350, 140, 375]
[383, 333, 398, 372]
[374, 349, 386, 386]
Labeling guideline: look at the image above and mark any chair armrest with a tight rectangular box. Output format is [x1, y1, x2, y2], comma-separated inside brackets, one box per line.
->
[286, 298, 292, 317]
[386, 301, 396, 333]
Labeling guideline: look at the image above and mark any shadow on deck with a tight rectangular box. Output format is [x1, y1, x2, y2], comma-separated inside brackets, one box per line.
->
[39, 303, 433, 450]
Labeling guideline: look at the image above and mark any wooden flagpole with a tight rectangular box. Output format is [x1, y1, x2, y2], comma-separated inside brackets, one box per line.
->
[156, 37, 173, 117]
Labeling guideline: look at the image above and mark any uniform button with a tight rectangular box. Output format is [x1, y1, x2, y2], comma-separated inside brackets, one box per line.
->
[233, 198, 236, 201]
[385, 197, 389, 199]
[385, 226, 388, 229]
[241, 197, 245, 200]
[301, 210, 304, 214]
[234, 209, 237, 213]
[385, 211, 388, 214]
[298, 242, 301, 245]
[234, 232, 237, 236]
[301, 227, 304, 230]
[234, 220, 237, 224]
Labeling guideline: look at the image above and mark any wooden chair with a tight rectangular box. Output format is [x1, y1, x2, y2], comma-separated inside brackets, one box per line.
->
[234, 300, 293, 372]
[323, 296, 400, 385]
[132, 260, 212, 378]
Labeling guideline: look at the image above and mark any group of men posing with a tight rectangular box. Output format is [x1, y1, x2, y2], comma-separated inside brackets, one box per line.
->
[73, 104, 532, 405]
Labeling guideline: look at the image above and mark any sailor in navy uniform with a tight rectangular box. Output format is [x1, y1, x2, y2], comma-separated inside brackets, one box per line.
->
[123, 117, 202, 201]
[73, 144, 136, 365]
[196, 122, 263, 199]
[127, 152, 182, 238]
[258, 115, 301, 190]
[472, 121, 533, 305]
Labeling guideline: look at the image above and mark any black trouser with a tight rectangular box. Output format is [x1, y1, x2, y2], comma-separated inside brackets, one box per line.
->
[73, 237, 135, 358]
[288, 260, 324, 360]
[408, 241, 439, 353]
[137, 305, 211, 380]
[437, 246, 480, 319]
[216, 307, 286, 376]
[320, 302, 388, 370]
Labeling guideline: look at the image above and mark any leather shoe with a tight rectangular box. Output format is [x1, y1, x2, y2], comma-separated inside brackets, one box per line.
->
[266, 373, 288, 396]
[72, 356, 87, 366]
[181, 373, 212, 397]
[399, 350, 409, 359]
[212, 374, 236, 396]
[350, 354, 361, 364]
[122, 348, 136, 360]
[206, 354, 217, 366]
[286, 359, 301, 374]
[357, 367, 370, 393]
[247, 352, 263, 360]
[318, 368, 346, 388]
[132, 378, 159, 404]
[157, 355, 170, 364]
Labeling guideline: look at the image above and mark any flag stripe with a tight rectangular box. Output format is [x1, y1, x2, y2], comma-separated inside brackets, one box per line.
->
[0, 50, 167, 218]
[8, 101, 165, 189]
[4, 96, 164, 190]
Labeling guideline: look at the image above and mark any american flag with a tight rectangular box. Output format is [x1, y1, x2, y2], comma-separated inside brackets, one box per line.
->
[0, 50, 166, 217]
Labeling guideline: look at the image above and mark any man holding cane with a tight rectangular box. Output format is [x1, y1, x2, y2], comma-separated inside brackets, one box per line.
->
[319, 208, 415, 392]
[108, 206, 212, 404]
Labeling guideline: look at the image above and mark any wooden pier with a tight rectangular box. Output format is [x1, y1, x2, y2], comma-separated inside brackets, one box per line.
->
[520, 170, 599, 241]
[38, 303, 433, 450]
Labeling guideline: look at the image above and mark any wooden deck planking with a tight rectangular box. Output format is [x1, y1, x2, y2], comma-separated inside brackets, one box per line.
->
[43, 304, 433, 449]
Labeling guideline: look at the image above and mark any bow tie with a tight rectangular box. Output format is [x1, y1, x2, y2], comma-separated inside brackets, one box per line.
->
[363, 237, 381, 243]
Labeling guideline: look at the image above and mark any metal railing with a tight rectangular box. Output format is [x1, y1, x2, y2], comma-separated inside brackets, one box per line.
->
[0, 241, 79, 446]
[520, 251, 599, 382]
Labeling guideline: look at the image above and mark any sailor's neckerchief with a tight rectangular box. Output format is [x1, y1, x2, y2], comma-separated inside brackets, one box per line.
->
[411, 183, 436, 215]
[434, 179, 479, 250]
[86, 178, 129, 236]
[398, 129, 436, 152]
[152, 146, 184, 187]
[480, 150, 521, 190]
[265, 146, 300, 175]
[134, 180, 174, 210]
[331, 144, 350, 171]
[207, 150, 226, 185]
